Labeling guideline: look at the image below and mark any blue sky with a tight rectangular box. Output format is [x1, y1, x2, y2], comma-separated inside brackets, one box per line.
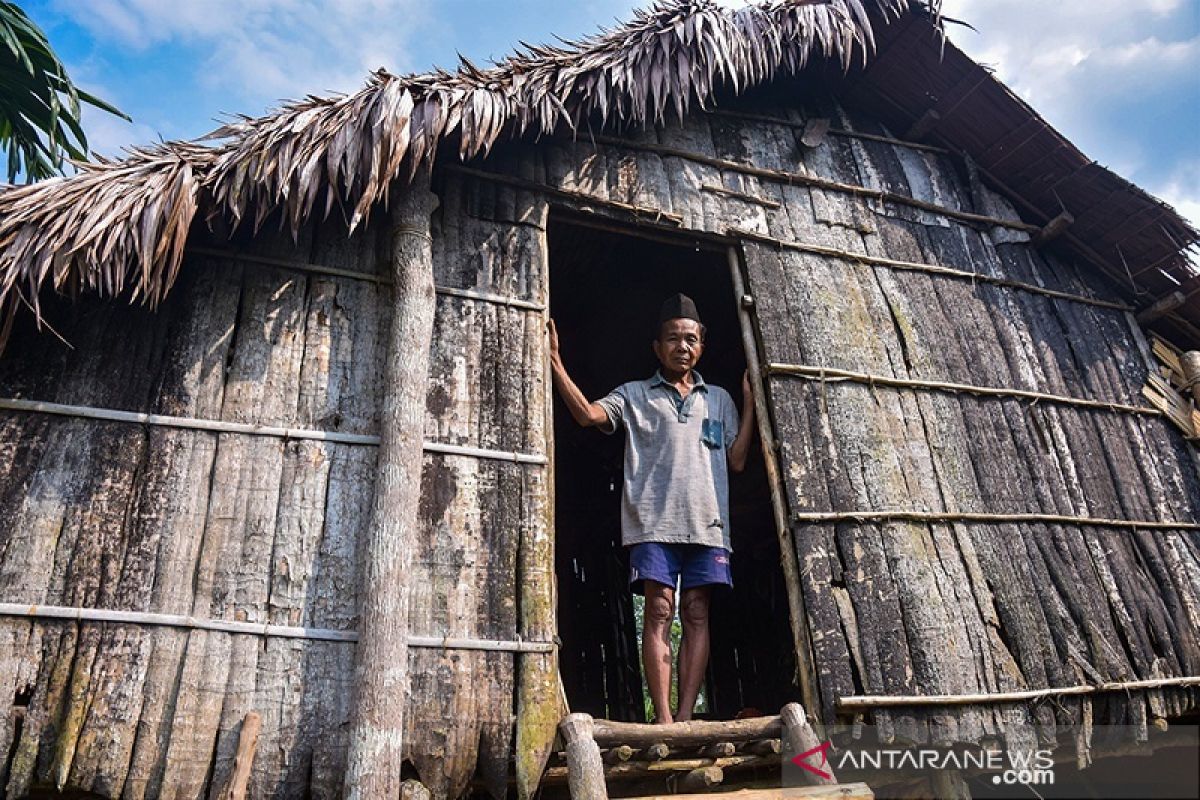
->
[16, 0, 1200, 225]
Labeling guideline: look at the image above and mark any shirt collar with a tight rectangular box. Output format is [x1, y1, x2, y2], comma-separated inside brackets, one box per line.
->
[651, 369, 707, 391]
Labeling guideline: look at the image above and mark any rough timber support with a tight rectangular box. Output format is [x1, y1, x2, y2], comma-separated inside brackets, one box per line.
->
[344, 175, 439, 797]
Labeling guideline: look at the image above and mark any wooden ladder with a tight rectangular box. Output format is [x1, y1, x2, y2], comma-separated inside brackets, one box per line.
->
[556, 703, 873, 799]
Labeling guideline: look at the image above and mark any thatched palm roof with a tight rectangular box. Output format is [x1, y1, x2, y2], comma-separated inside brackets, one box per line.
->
[1, 0, 1196, 348]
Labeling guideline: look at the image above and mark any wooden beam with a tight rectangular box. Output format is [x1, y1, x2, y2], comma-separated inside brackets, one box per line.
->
[903, 109, 941, 141]
[837, 674, 1200, 710]
[1033, 211, 1075, 246]
[678, 766, 723, 792]
[343, 175, 440, 798]
[782, 703, 836, 786]
[1136, 291, 1187, 324]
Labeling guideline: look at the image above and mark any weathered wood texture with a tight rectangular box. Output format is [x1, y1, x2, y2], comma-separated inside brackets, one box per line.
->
[533, 91, 1200, 759]
[0, 163, 552, 797]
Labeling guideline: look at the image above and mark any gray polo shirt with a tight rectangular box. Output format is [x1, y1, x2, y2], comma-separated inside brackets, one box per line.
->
[596, 370, 739, 551]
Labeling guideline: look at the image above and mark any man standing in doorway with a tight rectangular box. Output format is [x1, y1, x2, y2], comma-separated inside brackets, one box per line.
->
[547, 293, 755, 724]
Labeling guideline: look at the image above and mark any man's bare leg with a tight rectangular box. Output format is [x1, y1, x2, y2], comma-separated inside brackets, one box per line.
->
[642, 581, 676, 724]
[675, 585, 712, 722]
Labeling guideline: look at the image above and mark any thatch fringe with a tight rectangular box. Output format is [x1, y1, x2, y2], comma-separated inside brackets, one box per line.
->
[0, 0, 927, 348]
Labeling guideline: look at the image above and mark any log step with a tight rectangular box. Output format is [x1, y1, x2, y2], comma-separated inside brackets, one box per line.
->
[615, 784, 874, 800]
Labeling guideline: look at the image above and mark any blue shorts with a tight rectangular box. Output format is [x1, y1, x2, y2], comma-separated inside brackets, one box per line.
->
[628, 542, 733, 595]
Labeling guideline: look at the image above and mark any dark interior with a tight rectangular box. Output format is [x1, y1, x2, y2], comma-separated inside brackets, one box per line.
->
[548, 214, 798, 723]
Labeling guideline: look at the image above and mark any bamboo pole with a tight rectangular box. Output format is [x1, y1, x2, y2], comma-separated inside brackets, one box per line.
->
[790, 510, 1200, 531]
[587, 135, 1040, 233]
[764, 363, 1161, 417]
[0, 397, 547, 463]
[344, 177, 439, 798]
[728, 228, 1133, 312]
[726, 246, 824, 731]
[837, 675, 1200, 710]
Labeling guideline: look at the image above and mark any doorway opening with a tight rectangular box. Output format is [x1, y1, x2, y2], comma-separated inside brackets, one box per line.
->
[548, 214, 797, 723]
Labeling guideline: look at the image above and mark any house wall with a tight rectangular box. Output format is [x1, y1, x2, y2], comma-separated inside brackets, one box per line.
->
[0, 164, 554, 798]
[518, 89, 1200, 756]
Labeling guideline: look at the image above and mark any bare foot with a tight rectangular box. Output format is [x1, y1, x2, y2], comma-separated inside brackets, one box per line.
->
[674, 713, 691, 723]
[653, 714, 674, 725]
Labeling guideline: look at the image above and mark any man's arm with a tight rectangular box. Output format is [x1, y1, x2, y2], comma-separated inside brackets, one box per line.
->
[548, 318, 612, 429]
[727, 370, 756, 473]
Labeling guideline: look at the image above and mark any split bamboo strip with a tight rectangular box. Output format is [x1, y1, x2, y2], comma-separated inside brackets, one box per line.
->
[764, 363, 1161, 417]
[0, 397, 548, 463]
[701, 184, 781, 209]
[189, 247, 546, 311]
[0, 603, 558, 651]
[790, 510, 1200, 531]
[730, 228, 1132, 312]
[837, 675, 1200, 711]
[587, 135, 1040, 233]
[706, 107, 951, 154]
[445, 164, 684, 226]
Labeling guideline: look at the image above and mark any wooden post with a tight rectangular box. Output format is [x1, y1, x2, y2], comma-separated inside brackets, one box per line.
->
[727, 247, 823, 730]
[218, 712, 261, 800]
[343, 175, 440, 798]
[560, 713, 608, 800]
[781, 703, 836, 786]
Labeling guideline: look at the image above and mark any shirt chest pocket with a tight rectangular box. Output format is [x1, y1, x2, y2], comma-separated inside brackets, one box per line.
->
[700, 418, 724, 449]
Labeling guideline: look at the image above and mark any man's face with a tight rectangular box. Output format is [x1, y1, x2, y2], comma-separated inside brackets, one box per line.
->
[653, 318, 704, 375]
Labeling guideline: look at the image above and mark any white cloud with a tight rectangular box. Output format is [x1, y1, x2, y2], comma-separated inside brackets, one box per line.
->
[1153, 160, 1200, 229]
[51, 0, 427, 111]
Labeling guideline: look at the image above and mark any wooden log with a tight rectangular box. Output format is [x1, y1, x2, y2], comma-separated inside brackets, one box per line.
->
[903, 109, 941, 141]
[781, 703, 836, 785]
[343, 176, 439, 798]
[613, 784, 875, 800]
[698, 742, 736, 758]
[800, 118, 831, 149]
[639, 743, 671, 761]
[217, 712, 261, 800]
[400, 779, 432, 800]
[678, 766, 723, 792]
[560, 713, 607, 800]
[603, 745, 634, 764]
[1136, 291, 1187, 324]
[1032, 211, 1074, 246]
[592, 715, 782, 748]
[747, 738, 782, 756]
[514, 165, 563, 800]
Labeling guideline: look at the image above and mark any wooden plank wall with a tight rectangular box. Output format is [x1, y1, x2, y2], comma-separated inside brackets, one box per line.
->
[0, 162, 552, 798]
[531, 93, 1200, 754]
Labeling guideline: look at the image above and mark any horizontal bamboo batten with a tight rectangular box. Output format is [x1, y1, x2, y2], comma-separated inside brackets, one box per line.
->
[586, 135, 1042, 234]
[837, 675, 1200, 710]
[0, 397, 548, 463]
[445, 163, 684, 226]
[707, 107, 952, 154]
[189, 246, 547, 311]
[791, 510, 1200, 531]
[764, 363, 1161, 417]
[731, 228, 1133, 312]
[0, 603, 558, 652]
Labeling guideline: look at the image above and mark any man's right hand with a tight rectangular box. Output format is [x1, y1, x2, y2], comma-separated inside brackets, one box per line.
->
[547, 318, 561, 361]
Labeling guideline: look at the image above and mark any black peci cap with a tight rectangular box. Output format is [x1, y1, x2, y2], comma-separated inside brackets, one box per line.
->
[658, 293, 701, 325]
